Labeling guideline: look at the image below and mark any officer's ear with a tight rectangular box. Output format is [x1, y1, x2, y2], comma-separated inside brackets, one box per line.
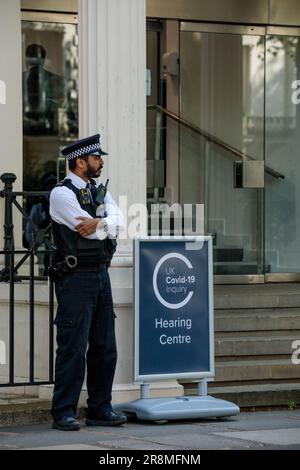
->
[77, 157, 88, 169]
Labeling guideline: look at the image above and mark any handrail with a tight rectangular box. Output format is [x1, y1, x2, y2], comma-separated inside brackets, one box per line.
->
[148, 105, 285, 180]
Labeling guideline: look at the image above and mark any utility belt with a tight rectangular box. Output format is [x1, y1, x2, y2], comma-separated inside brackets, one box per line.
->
[74, 264, 107, 273]
[48, 255, 107, 282]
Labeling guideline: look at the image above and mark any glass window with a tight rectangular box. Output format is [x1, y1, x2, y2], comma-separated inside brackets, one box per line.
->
[265, 34, 300, 273]
[22, 19, 78, 191]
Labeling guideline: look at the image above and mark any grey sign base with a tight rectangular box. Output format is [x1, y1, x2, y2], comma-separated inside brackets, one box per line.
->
[115, 395, 240, 422]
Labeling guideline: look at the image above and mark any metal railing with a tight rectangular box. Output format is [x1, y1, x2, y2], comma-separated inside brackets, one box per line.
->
[148, 105, 285, 180]
[0, 173, 54, 387]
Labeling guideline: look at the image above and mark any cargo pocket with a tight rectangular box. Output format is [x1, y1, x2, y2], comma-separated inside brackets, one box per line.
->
[54, 317, 79, 354]
[54, 317, 77, 327]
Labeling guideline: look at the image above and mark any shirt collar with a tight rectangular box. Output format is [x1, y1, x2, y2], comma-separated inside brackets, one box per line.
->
[66, 172, 88, 189]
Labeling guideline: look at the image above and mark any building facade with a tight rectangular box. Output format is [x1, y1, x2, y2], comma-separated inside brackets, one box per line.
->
[1, 0, 300, 405]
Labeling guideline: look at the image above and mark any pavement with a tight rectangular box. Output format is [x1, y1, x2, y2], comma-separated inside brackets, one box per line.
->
[0, 409, 300, 450]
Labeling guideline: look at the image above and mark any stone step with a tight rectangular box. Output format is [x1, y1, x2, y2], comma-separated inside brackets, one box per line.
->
[215, 330, 300, 338]
[0, 395, 52, 427]
[214, 335, 299, 357]
[206, 383, 300, 408]
[214, 359, 300, 383]
[214, 284, 300, 309]
[1, 383, 300, 428]
[214, 309, 300, 332]
[0, 394, 88, 427]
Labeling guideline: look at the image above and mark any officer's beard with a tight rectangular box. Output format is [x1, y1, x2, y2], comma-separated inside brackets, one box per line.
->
[84, 162, 102, 179]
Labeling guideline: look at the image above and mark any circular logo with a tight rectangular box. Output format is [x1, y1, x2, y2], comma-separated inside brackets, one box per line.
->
[152, 253, 194, 310]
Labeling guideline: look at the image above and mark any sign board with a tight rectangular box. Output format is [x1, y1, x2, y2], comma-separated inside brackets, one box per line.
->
[134, 236, 214, 381]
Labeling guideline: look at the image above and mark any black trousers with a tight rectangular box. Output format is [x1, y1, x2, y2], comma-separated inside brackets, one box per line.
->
[51, 269, 117, 419]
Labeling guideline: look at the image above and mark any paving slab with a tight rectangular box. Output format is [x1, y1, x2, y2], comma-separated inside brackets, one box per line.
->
[24, 444, 106, 451]
[214, 428, 300, 446]
[0, 410, 299, 450]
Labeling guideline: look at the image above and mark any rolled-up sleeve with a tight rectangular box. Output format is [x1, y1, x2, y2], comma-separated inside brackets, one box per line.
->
[96, 191, 125, 239]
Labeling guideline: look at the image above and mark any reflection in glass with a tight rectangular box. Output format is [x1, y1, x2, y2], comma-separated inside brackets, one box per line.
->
[180, 31, 265, 275]
[22, 19, 78, 273]
[146, 25, 168, 235]
[23, 43, 64, 135]
[265, 35, 300, 273]
[22, 20, 78, 191]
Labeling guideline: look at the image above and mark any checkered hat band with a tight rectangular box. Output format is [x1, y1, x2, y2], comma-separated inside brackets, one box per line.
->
[67, 142, 101, 160]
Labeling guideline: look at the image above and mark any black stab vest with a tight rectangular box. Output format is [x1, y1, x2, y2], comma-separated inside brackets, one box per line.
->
[51, 179, 116, 267]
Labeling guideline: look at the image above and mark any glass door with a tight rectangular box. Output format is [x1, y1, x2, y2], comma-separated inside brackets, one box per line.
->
[147, 22, 300, 282]
[265, 27, 300, 280]
[146, 21, 165, 210]
[179, 23, 266, 281]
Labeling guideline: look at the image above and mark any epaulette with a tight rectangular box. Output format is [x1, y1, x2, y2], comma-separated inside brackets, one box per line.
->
[55, 178, 72, 187]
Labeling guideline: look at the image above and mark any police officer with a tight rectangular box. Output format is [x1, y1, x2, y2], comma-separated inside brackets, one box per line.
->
[49, 133, 127, 431]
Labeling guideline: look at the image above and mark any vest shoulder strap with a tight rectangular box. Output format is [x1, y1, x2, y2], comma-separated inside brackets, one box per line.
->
[54, 178, 81, 205]
[55, 178, 71, 187]
[60, 179, 96, 216]
[60, 178, 80, 196]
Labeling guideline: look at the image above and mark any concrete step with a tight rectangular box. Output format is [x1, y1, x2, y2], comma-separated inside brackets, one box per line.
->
[214, 359, 300, 383]
[215, 308, 300, 332]
[214, 335, 299, 357]
[214, 283, 300, 309]
[206, 383, 300, 408]
[1, 384, 300, 428]
[0, 395, 52, 427]
[0, 394, 89, 427]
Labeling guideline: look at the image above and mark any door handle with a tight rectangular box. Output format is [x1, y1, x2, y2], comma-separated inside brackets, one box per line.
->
[234, 160, 264, 188]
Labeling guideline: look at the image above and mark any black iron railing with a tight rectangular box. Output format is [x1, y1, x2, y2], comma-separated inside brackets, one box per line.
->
[0, 173, 54, 387]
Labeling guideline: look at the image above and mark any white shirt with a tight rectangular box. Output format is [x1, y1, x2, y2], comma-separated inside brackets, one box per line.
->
[49, 172, 124, 240]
